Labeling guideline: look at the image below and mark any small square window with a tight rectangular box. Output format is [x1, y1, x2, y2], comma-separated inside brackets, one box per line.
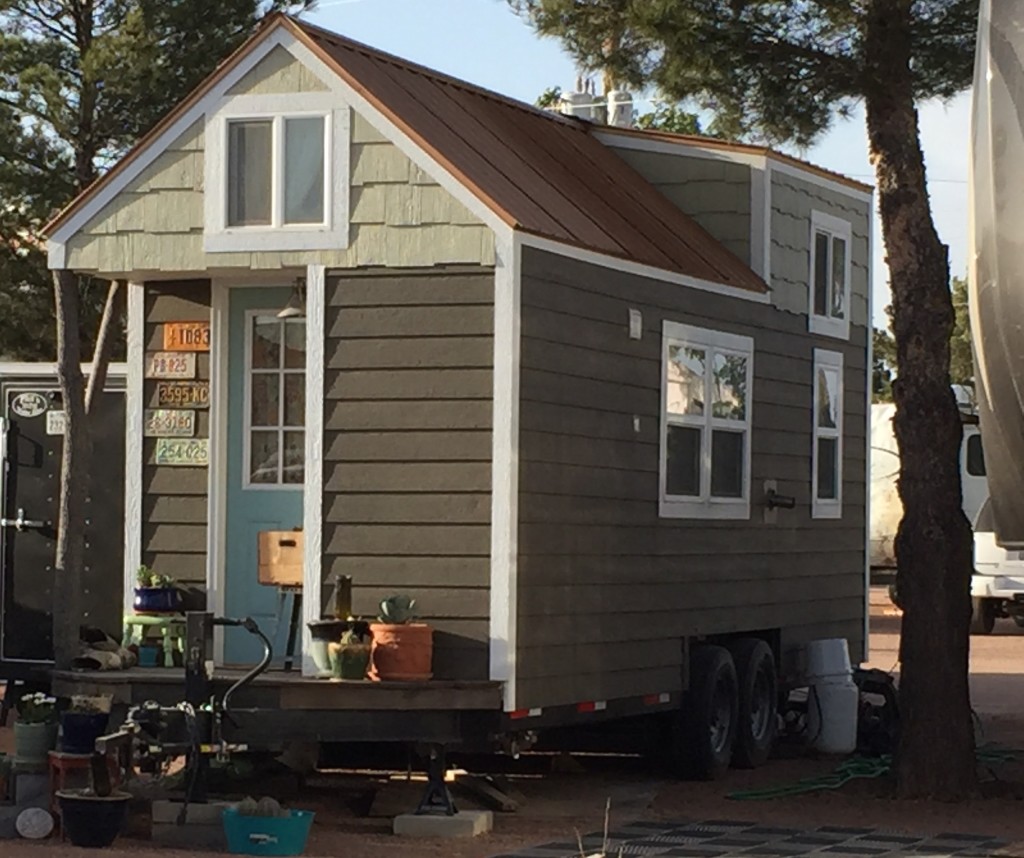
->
[711, 430, 744, 498]
[666, 425, 702, 496]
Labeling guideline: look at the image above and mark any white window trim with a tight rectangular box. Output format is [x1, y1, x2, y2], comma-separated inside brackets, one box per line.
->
[659, 321, 754, 520]
[812, 348, 844, 519]
[204, 92, 350, 253]
[807, 210, 852, 340]
[242, 308, 305, 492]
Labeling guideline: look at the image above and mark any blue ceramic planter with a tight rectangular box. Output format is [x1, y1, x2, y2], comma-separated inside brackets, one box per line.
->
[133, 587, 182, 613]
[59, 711, 110, 755]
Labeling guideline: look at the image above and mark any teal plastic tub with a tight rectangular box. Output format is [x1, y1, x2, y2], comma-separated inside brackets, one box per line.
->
[222, 808, 315, 856]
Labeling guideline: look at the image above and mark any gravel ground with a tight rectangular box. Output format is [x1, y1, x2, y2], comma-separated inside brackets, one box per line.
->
[3, 586, 1024, 857]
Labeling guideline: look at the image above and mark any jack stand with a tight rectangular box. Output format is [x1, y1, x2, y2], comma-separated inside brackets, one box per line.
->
[414, 745, 456, 816]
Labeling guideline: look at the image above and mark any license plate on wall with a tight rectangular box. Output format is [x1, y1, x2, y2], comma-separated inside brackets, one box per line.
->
[144, 409, 196, 437]
[163, 321, 211, 352]
[155, 382, 209, 409]
[145, 352, 196, 379]
[154, 438, 208, 467]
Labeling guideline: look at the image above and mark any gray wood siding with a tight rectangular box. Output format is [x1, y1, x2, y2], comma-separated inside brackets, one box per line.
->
[322, 267, 494, 680]
[141, 281, 211, 589]
[605, 147, 752, 265]
[515, 249, 867, 710]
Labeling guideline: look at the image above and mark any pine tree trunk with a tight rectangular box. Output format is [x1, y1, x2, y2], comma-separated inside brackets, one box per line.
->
[52, 269, 91, 671]
[864, 0, 976, 799]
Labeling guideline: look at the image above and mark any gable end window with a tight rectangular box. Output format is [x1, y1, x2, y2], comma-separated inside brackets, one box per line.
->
[812, 348, 844, 519]
[808, 211, 852, 340]
[660, 321, 754, 520]
[205, 92, 349, 253]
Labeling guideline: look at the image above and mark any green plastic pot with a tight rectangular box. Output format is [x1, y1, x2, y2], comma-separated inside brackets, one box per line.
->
[329, 643, 371, 680]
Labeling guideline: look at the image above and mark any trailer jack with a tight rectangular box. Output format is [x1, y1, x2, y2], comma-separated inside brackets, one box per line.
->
[414, 744, 456, 816]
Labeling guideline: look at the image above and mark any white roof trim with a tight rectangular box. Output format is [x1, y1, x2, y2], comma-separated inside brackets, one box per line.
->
[47, 24, 509, 270]
[519, 233, 771, 304]
[596, 129, 874, 204]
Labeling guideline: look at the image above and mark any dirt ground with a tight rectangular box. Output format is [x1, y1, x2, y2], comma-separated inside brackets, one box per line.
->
[4, 586, 1024, 857]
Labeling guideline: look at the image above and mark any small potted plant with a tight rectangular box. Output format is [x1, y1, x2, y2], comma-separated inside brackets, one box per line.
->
[369, 595, 433, 682]
[328, 624, 373, 681]
[133, 565, 182, 614]
[59, 695, 111, 755]
[14, 692, 58, 770]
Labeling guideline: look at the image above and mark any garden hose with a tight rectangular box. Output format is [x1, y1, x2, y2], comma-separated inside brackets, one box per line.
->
[726, 745, 1018, 801]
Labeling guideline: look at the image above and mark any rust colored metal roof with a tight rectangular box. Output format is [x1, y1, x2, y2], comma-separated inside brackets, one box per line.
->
[293, 18, 766, 293]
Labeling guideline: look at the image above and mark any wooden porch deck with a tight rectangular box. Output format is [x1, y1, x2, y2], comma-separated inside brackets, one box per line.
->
[52, 667, 503, 712]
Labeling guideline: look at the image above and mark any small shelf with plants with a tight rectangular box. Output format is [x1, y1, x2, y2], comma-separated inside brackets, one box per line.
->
[133, 565, 182, 614]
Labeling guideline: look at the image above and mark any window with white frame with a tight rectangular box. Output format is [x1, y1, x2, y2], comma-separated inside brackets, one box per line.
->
[246, 313, 306, 488]
[660, 322, 754, 519]
[808, 211, 852, 339]
[205, 92, 349, 253]
[812, 348, 843, 518]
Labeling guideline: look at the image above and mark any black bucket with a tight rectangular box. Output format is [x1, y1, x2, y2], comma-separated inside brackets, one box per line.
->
[57, 789, 131, 848]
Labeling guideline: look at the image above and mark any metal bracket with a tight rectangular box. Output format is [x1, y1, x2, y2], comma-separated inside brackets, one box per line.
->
[0, 508, 46, 531]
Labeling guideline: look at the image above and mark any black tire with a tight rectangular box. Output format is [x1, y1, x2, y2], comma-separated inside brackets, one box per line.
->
[888, 581, 902, 610]
[970, 597, 996, 635]
[728, 638, 778, 769]
[1014, 615, 1024, 629]
[676, 645, 738, 780]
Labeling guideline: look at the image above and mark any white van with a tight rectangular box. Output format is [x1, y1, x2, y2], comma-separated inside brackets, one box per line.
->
[871, 402, 1024, 634]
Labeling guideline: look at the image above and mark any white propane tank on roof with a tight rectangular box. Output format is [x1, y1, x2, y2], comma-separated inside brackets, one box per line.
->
[606, 90, 633, 127]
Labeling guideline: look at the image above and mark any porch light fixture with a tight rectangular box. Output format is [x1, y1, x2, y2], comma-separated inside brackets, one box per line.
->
[278, 277, 306, 319]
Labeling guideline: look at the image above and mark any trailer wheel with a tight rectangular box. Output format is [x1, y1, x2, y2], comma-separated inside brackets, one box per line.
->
[1014, 615, 1024, 629]
[676, 645, 738, 780]
[728, 638, 777, 769]
[970, 597, 996, 635]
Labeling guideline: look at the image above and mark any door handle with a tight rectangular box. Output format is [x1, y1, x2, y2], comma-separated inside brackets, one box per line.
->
[0, 508, 46, 532]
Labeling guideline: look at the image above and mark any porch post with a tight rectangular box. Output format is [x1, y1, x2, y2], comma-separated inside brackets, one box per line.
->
[123, 282, 145, 622]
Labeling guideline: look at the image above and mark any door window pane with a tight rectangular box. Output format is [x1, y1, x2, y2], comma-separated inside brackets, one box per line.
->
[250, 374, 279, 427]
[227, 121, 272, 226]
[711, 430, 744, 498]
[252, 317, 281, 368]
[284, 374, 305, 427]
[284, 117, 325, 224]
[817, 436, 839, 500]
[283, 431, 305, 484]
[283, 319, 306, 368]
[831, 236, 847, 319]
[666, 346, 705, 416]
[712, 353, 747, 420]
[250, 431, 279, 484]
[666, 425, 701, 496]
[813, 231, 830, 317]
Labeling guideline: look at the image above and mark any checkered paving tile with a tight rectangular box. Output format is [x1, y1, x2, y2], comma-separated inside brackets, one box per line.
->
[488, 820, 1009, 858]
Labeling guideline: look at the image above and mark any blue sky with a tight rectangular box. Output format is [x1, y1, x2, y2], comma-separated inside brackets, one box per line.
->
[309, 0, 971, 329]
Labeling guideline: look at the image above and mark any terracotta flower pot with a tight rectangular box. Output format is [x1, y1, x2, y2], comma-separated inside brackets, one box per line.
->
[369, 623, 433, 681]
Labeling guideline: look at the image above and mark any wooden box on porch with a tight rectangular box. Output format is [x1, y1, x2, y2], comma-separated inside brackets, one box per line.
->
[257, 530, 304, 587]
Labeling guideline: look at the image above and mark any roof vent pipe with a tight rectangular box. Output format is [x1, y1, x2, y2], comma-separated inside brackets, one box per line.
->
[559, 75, 594, 120]
[607, 90, 633, 128]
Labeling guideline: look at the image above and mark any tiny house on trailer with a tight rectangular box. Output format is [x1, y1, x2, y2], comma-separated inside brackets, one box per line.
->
[44, 15, 872, 776]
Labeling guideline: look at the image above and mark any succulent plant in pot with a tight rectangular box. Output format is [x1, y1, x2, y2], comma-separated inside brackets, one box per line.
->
[328, 624, 373, 681]
[369, 595, 433, 682]
[133, 565, 182, 614]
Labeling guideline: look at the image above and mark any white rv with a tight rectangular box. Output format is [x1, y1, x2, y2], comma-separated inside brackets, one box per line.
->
[871, 401, 1024, 634]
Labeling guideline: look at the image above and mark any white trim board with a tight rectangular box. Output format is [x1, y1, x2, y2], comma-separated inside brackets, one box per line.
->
[207, 281, 230, 665]
[595, 130, 875, 204]
[123, 283, 144, 620]
[301, 263, 326, 677]
[489, 232, 521, 711]
[519, 233, 771, 305]
[0, 362, 127, 378]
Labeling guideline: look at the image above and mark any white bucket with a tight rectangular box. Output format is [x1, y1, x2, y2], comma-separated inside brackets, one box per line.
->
[806, 676, 860, 755]
[804, 638, 852, 681]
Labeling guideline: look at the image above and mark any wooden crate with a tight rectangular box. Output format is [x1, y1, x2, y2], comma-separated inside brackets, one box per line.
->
[257, 530, 303, 587]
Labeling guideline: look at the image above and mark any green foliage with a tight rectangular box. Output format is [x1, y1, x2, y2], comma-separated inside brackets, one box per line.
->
[536, 85, 563, 108]
[511, 0, 975, 147]
[0, 0, 315, 359]
[873, 325, 897, 402]
[378, 594, 418, 624]
[135, 564, 174, 588]
[635, 101, 703, 135]
[16, 691, 57, 724]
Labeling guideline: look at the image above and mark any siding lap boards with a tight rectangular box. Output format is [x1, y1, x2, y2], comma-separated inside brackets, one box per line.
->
[322, 268, 494, 681]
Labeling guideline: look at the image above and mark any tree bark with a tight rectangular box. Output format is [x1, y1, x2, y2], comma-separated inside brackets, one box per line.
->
[52, 269, 91, 671]
[85, 280, 123, 415]
[863, 0, 976, 799]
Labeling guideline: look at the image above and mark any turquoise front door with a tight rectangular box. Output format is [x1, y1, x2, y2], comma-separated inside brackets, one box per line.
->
[225, 287, 305, 665]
